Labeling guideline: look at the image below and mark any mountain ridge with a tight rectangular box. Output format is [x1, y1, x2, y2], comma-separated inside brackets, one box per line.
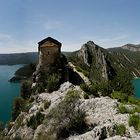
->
[0, 52, 38, 65]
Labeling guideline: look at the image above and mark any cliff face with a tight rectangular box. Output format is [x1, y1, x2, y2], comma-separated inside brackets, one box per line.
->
[74, 41, 115, 83]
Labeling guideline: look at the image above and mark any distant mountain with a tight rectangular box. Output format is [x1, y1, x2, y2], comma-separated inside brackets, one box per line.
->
[0, 52, 72, 65]
[108, 44, 140, 75]
[121, 44, 140, 52]
[0, 52, 38, 65]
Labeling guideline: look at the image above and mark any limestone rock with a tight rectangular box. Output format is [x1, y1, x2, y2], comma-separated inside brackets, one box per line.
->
[77, 41, 115, 82]
[5, 83, 140, 140]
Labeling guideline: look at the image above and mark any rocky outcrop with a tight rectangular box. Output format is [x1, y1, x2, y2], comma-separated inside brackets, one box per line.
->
[77, 41, 115, 82]
[122, 44, 140, 52]
[68, 62, 91, 85]
[5, 82, 140, 140]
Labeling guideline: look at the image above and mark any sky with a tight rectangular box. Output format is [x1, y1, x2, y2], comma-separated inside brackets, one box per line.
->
[0, 0, 140, 53]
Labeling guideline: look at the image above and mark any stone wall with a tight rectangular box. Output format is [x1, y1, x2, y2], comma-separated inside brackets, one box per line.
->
[37, 41, 61, 72]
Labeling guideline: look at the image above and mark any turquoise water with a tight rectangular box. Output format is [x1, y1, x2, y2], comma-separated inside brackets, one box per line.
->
[132, 78, 140, 98]
[0, 65, 22, 124]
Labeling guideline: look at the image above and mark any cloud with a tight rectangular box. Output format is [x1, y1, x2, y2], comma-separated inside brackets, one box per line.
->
[97, 34, 130, 43]
[44, 20, 62, 30]
[0, 33, 37, 53]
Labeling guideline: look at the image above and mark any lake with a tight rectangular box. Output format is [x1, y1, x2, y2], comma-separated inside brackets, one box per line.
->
[132, 78, 140, 98]
[0, 65, 22, 124]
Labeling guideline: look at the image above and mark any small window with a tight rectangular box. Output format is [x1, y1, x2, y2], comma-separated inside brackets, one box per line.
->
[47, 51, 50, 55]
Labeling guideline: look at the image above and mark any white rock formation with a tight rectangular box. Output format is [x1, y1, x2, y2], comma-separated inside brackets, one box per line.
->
[6, 82, 140, 140]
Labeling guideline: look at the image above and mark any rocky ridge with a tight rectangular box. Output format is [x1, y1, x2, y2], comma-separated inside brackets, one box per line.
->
[75, 41, 115, 83]
[121, 44, 140, 52]
[5, 81, 140, 140]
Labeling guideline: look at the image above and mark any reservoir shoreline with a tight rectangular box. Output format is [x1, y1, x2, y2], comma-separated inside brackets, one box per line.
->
[0, 65, 22, 124]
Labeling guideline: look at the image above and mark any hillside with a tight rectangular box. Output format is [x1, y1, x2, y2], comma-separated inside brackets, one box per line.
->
[2, 82, 140, 140]
[67, 42, 140, 94]
[0, 52, 38, 65]
[108, 44, 140, 72]
[1, 39, 140, 140]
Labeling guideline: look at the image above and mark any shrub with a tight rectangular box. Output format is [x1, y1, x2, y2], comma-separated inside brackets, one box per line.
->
[44, 100, 51, 109]
[12, 97, 26, 121]
[37, 83, 46, 93]
[48, 90, 87, 139]
[80, 83, 90, 93]
[128, 96, 140, 106]
[130, 107, 140, 114]
[116, 124, 126, 136]
[46, 73, 61, 92]
[118, 104, 140, 114]
[27, 111, 45, 130]
[84, 93, 89, 99]
[21, 80, 32, 99]
[129, 114, 140, 132]
[111, 91, 128, 103]
[118, 105, 129, 114]
[76, 66, 89, 77]
[97, 81, 112, 96]
[80, 83, 98, 97]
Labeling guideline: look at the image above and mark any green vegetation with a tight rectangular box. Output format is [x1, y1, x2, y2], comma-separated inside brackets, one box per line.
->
[34, 54, 67, 93]
[97, 81, 112, 96]
[128, 96, 140, 106]
[21, 80, 32, 99]
[129, 114, 140, 132]
[67, 42, 139, 98]
[27, 111, 45, 130]
[118, 105, 129, 114]
[110, 69, 133, 95]
[35, 71, 62, 93]
[80, 83, 98, 97]
[15, 63, 36, 77]
[44, 100, 51, 109]
[80, 82, 112, 97]
[12, 97, 26, 121]
[46, 73, 61, 92]
[111, 91, 128, 103]
[47, 90, 87, 139]
[9, 63, 36, 82]
[75, 66, 89, 77]
[112, 91, 140, 115]
[115, 124, 126, 136]
[83, 92, 89, 99]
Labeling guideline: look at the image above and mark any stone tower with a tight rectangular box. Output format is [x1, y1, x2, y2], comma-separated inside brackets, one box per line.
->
[37, 37, 62, 71]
